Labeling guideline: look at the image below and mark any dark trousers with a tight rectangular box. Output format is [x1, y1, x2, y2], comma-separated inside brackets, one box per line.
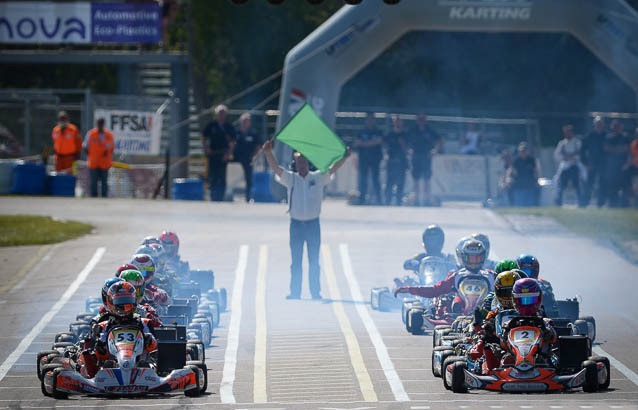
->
[89, 168, 108, 198]
[357, 158, 381, 203]
[289, 218, 321, 298]
[555, 165, 582, 206]
[583, 166, 600, 206]
[599, 168, 624, 207]
[208, 158, 227, 201]
[385, 162, 406, 205]
[240, 160, 253, 202]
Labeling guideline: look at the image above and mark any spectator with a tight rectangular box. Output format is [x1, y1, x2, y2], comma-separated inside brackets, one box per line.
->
[581, 116, 607, 206]
[553, 124, 586, 206]
[460, 122, 480, 155]
[262, 139, 351, 300]
[600, 120, 630, 207]
[507, 142, 540, 206]
[51, 111, 82, 174]
[384, 115, 409, 206]
[234, 113, 262, 202]
[202, 105, 236, 201]
[499, 147, 514, 205]
[409, 114, 442, 206]
[83, 118, 114, 198]
[354, 112, 382, 204]
[622, 127, 638, 206]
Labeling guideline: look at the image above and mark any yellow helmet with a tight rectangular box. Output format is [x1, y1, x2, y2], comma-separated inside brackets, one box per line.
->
[494, 270, 522, 309]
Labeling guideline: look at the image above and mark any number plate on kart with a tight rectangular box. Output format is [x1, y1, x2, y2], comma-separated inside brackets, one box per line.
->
[106, 385, 148, 393]
[512, 328, 539, 343]
[113, 330, 138, 346]
[460, 280, 487, 296]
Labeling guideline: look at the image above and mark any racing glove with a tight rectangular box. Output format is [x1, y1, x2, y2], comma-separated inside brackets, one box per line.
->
[95, 340, 108, 356]
[144, 333, 154, 348]
[393, 286, 408, 298]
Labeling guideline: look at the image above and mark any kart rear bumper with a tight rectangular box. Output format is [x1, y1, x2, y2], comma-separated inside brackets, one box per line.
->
[50, 367, 198, 396]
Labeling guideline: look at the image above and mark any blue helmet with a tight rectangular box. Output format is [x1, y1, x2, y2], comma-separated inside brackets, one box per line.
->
[101, 277, 124, 305]
[517, 254, 540, 279]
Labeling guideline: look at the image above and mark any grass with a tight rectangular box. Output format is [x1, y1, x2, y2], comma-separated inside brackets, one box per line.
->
[0, 215, 93, 246]
[497, 207, 638, 264]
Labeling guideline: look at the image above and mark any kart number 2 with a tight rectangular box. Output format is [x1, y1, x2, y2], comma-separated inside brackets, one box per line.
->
[512, 329, 538, 343]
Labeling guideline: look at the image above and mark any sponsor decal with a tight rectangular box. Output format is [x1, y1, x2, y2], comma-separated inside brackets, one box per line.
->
[94, 109, 162, 156]
[439, 0, 532, 21]
[169, 373, 194, 390]
[106, 385, 148, 393]
[324, 16, 379, 57]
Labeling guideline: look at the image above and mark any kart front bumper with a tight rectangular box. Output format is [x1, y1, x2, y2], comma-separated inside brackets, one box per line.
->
[461, 366, 588, 392]
[47, 367, 199, 396]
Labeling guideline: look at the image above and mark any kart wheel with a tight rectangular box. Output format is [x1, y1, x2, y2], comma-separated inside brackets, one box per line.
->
[370, 290, 378, 311]
[572, 319, 588, 337]
[433, 326, 451, 347]
[76, 312, 94, 322]
[219, 288, 227, 312]
[40, 364, 61, 397]
[442, 356, 465, 391]
[51, 368, 69, 399]
[186, 361, 208, 393]
[184, 365, 202, 397]
[406, 309, 424, 335]
[432, 346, 454, 377]
[37, 350, 59, 381]
[451, 361, 469, 393]
[210, 302, 220, 327]
[378, 289, 393, 312]
[187, 340, 206, 361]
[440, 335, 458, 347]
[582, 360, 599, 393]
[589, 356, 610, 390]
[581, 316, 596, 343]
[192, 318, 212, 346]
[55, 333, 76, 344]
[53, 342, 73, 350]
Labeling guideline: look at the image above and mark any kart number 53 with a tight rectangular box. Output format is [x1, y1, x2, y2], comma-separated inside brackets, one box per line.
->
[114, 330, 138, 345]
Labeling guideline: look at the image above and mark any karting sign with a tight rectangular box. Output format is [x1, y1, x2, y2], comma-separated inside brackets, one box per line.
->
[94, 109, 162, 156]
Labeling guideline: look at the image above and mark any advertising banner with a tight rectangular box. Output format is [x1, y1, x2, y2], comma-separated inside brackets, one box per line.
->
[94, 109, 162, 156]
[0, 1, 161, 44]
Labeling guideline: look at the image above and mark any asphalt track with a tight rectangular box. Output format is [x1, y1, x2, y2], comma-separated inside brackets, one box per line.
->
[0, 197, 637, 410]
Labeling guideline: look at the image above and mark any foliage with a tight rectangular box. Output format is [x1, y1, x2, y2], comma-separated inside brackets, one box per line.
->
[0, 215, 93, 246]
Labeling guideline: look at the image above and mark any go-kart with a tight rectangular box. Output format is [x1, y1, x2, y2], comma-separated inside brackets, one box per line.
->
[403, 273, 492, 335]
[40, 324, 206, 398]
[444, 316, 609, 393]
[371, 256, 451, 312]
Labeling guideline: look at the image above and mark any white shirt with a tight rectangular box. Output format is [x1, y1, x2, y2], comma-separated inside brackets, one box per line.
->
[275, 166, 332, 221]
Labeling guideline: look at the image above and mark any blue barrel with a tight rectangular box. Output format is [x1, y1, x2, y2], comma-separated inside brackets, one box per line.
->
[0, 160, 17, 194]
[251, 171, 275, 202]
[47, 173, 76, 197]
[10, 162, 46, 195]
[172, 178, 204, 200]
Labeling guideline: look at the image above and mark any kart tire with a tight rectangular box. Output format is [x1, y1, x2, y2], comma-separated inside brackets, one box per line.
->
[76, 312, 94, 322]
[451, 361, 469, 393]
[37, 351, 59, 381]
[573, 320, 588, 337]
[75, 325, 91, 339]
[407, 309, 424, 335]
[589, 356, 610, 390]
[187, 340, 206, 361]
[210, 302, 220, 328]
[582, 360, 599, 393]
[433, 326, 452, 347]
[192, 318, 212, 346]
[370, 290, 378, 311]
[55, 334, 76, 344]
[581, 316, 596, 343]
[442, 356, 465, 391]
[184, 365, 202, 397]
[40, 363, 61, 397]
[219, 288, 227, 312]
[53, 342, 73, 350]
[186, 361, 208, 393]
[51, 368, 69, 399]
[432, 346, 454, 377]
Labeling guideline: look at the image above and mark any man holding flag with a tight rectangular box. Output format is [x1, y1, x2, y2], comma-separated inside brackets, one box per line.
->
[262, 104, 350, 300]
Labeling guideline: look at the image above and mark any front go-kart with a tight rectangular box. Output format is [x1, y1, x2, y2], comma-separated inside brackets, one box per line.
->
[404, 274, 491, 335]
[41, 326, 204, 397]
[447, 316, 609, 393]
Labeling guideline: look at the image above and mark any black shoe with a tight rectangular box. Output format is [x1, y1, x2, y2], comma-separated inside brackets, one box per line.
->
[311, 294, 322, 300]
[286, 294, 300, 300]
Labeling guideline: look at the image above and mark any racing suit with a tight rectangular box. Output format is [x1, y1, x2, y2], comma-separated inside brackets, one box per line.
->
[499, 315, 557, 368]
[146, 283, 170, 306]
[395, 268, 495, 314]
[469, 308, 518, 374]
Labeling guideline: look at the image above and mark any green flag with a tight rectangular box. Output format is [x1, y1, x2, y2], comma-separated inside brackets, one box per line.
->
[275, 103, 346, 173]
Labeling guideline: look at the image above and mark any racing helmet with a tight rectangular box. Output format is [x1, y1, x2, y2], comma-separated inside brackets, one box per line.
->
[470, 233, 490, 259]
[140, 236, 161, 246]
[422, 225, 444, 255]
[101, 277, 124, 305]
[105, 281, 137, 318]
[512, 278, 543, 316]
[459, 239, 486, 272]
[119, 269, 145, 304]
[159, 231, 179, 258]
[455, 236, 471, 266]
[516, 254, 540, 279]
[131, 253, 156, 284]
[494, 270, 522, 309]
[149, 243, 167, 272]
[495, 259, 519, 274]
[116, 263, 138, 277]
[135, 244, 158, 265]
[511, 268, 529, 279]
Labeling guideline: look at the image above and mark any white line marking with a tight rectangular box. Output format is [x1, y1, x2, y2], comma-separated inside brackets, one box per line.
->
[220, 244, 249, 404]
[254, 244, 268, 403]
[0, 247, 105, 382]
[593, 345, 638, 387]
[339, 243, 410, 402]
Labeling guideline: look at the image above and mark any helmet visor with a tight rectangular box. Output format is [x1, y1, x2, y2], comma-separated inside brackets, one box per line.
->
[513, 291, 540, 306]
[495, 286, 512, 300]
[141, 269, 154, 283]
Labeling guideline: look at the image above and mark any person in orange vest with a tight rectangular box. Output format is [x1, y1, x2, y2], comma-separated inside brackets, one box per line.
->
[51, 111, 82, 173]
[83, 118, 115, 198]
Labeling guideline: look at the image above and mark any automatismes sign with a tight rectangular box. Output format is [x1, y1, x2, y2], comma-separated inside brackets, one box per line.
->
[94, 109, 162, 156]
[0, 2, 161, 44]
